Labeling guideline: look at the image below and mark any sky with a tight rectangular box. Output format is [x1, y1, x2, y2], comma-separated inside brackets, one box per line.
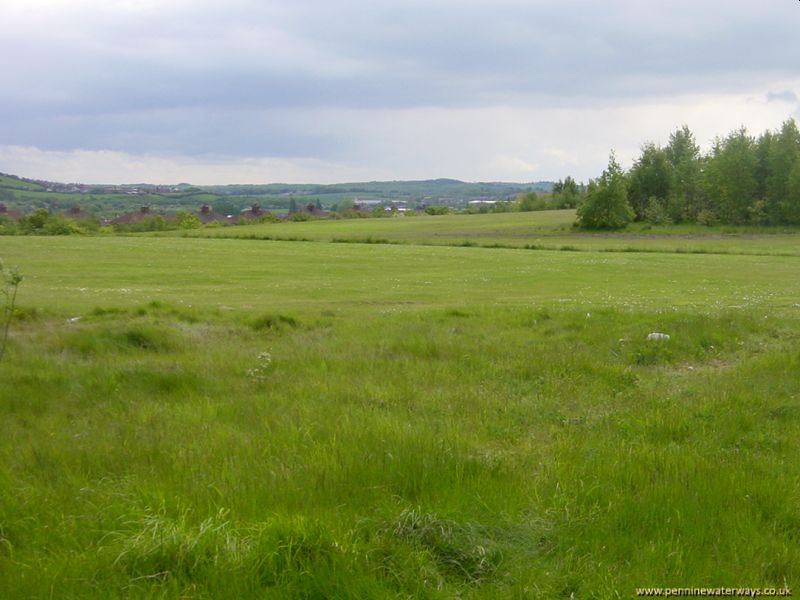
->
[1, 0, 799, 185]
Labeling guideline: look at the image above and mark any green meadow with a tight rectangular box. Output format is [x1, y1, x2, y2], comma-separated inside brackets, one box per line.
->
[164, 209, 800, 256]
[1, 216, 800, 598]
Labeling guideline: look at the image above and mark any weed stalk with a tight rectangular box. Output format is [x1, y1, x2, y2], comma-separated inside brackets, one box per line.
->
[0, 260, 22, 362]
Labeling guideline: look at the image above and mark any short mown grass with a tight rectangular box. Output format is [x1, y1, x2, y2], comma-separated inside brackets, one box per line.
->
[156, 209, 800, 256]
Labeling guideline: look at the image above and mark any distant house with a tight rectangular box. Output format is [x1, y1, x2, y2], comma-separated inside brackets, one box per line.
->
[0, 204, 20, 220]
[238, 203, 266, 220]
[197, 204, 228, 224]
[351, 199, 381, 212]
[110, 206, 160, 225]
[304, 202, 329, 217]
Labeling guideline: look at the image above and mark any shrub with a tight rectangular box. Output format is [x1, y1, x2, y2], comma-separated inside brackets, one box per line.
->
[696, 209, 717, 227]
[424, 205, 450, 215]
[643, 196, 672, 225]
[576, 153, 634, 230]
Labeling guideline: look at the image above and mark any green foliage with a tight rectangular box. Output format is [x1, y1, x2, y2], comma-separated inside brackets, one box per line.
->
[664, 125, 702, 221]
[20, 207, 50, 232]
[516, 191, 545, 212]
[628, 143, 671, 220]
[175, 210, 201, 229]
[606, 120, 800, 228]
[696, 209, 717, 227]
[705, 128, 758, 225]
[115, 215, 170, 232]
[786, 158, 800, 225]
[643, 196, 672, 225]
[551, 176, 581, 208]
[576, 153, 634, 229]
[16, 208, 88, 235]
[424, 205, 450, 215]
[765, 119, 800, 224]
[335, 198, 354, 214]
[0, 216, 18, 235]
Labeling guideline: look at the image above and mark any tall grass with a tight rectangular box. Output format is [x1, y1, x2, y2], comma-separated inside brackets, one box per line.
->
[1, 300, 799, 597]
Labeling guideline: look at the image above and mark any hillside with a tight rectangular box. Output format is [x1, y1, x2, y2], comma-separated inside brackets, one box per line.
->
[0, 172, 553, 218]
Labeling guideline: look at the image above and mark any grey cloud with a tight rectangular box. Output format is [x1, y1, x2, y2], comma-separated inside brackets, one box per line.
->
[1, 0, 798, 168]
[4, 1, 800, 114]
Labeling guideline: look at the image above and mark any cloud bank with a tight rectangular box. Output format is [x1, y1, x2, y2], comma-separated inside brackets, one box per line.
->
[1, 0, 799, 183]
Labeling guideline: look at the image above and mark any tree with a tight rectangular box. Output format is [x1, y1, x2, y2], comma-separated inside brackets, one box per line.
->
[754, 129, 773, 202]
[703, 128, 757, 225]
[664, 125, 702, 221]
[576, 152, 633, 229]
[785, 156, 800, 225]
[627, 143, 671, 220]
[517, 191, 543, 212]
[552, 176, 580, 208]
[765, 119, 800, 223]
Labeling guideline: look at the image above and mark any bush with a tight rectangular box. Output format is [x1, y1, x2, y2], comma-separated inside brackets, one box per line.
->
[424, 205, 450, 215]
[576, 153, 634, 230]
[0, 217, 18, 236]
[517, 192, 546, 212]
[643, 196, 672, 225]
[696, 209, 717, 227]
[176, 211, 201, 229]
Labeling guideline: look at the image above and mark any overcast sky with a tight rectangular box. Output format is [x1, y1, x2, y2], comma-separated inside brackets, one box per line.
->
[1, 0, 799, 184]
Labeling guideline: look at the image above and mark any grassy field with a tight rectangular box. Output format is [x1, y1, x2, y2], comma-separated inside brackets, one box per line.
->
[162, 210, 800, 256]
[1, 227, 800, 598]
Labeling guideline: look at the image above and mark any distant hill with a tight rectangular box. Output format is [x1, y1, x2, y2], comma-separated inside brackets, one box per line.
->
[201, 178, 553, 202]
[0, 172, 554, 218]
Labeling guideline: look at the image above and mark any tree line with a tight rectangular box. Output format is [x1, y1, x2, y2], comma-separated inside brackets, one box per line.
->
[577, 119, 800, 229]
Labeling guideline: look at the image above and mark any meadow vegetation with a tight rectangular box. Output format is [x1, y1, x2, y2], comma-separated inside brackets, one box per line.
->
[1, 219, 800, 597]
[161, 209, 800, 256]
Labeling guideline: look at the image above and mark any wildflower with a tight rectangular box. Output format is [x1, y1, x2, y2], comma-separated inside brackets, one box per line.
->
[247, 350, 272, 382]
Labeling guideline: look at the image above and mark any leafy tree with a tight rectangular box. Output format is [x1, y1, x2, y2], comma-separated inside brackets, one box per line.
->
[576, 152, 633, 229]
[335, 199, 354, 214]
[703, 128, 757, 225]
[765, 119, 800, 223]
[754, 129, 773, 202]
[517, 192, 544, 212]
[21, 208, 50, 232]
[551, 176, 580, 208]
[785, 156, 800, 225]
[627, 143, 671, 220]
[664, 126, 702, 221]
[212, 199, 239, 217]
